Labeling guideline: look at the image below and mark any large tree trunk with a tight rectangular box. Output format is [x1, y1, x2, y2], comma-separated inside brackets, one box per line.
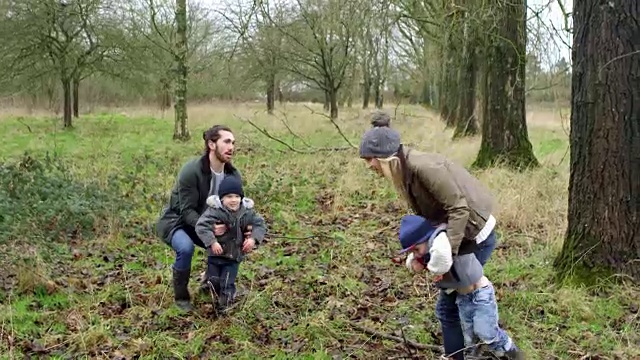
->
[453, 14, 478, 139]
[554, 0, 640, 282]
[61, 77, 72, 128]
[72, 76, 79, 118]
[173, 0, 190, 141]
[472, 0, 538, 170]
[323, 89, 330, 111]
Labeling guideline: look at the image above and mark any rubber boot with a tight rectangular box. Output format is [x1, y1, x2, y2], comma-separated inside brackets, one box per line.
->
[172, 266, 194, 312]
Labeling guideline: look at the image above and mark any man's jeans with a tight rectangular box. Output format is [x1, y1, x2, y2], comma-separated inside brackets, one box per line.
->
[435, 231, 497, 360]
[170, 227, 206, 271]
[456, 283, 515, 354]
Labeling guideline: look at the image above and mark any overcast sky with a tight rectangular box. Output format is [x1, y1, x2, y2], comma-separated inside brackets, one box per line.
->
[204, 0, 573, 68]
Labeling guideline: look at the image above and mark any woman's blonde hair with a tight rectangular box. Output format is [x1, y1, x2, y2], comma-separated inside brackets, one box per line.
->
[377, 155, 410, 203]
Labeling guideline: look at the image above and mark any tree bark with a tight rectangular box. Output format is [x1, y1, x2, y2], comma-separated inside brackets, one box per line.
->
[472, 0, 538, 170]
[439, 7, 459, 128]
[554, 0, 640, 282]
[453, 14, 478, 139]
[61, 78, 72, 128]
[329, 87, 338, 119]
[173, 0, 190, 141]
[72, 76, 79, 118]
[362, 77, 371, 109]
[373, 80, 383, 109]
[266, 73, 275, 115]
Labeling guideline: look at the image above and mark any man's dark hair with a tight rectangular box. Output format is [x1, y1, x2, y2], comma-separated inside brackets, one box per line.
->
[371, 110, 391, 128]
[202, 125, 232, 154]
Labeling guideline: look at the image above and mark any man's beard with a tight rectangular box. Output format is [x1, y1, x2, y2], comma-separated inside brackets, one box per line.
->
[213, 148, 228, 163]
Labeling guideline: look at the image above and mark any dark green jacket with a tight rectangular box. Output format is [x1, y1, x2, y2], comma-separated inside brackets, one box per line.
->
[155, 154, 241, 246]
[195, 195, 267, 262]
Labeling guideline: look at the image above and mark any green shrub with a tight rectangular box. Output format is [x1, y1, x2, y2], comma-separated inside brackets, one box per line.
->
[0, 153, 118, 244]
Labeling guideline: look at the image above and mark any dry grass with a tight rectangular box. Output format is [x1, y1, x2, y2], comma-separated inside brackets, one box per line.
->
[0, 102, 637, 360]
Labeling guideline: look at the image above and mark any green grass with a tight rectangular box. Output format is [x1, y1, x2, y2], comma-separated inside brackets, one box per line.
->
[0, 103, 638, 359]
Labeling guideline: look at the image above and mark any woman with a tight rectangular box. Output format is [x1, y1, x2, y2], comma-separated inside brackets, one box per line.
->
[156, 124, 242, 312]
[359, 123, 500, 360]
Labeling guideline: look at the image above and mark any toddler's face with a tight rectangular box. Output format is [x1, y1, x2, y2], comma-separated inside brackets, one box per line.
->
[222, 194, 241, 211]
[411, 242, 428, 257]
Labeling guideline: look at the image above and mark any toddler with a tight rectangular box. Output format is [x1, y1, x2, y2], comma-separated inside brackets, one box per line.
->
[399, 214, 525, 360]
[195, 176, 266, 315]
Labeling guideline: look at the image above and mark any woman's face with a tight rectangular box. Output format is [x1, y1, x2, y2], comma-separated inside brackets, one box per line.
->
[364, 157, 383, 176]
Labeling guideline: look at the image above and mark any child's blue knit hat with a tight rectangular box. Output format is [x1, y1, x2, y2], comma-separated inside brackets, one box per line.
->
[398, 215, 441, 254]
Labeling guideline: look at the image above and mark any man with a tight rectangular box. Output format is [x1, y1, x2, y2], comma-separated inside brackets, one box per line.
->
[156, 125, 245, 312]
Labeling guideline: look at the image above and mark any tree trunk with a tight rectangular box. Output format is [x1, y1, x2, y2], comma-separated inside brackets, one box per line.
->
[61, 78, 72, 128]
[472, 0, 538, 170]
[374, 81, 383, 109]
[323, 89, 330, 111]
[362, 77, 371, 109]
[453, 15, 478, 139]
[72, 76, 79, 118]
[266, 74, 275, 115]
[329, 87, 338, 119]
[554, 0, 640, 282]
[439, 8, 458, 127]
[173, 0, 190, 141]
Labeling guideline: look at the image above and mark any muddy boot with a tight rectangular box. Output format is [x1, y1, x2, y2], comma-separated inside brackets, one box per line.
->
[172, 266, 194, 312]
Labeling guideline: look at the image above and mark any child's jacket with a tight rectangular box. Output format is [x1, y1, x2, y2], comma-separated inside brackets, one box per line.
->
[195, 195, 267, 262]
[402, 215, 484, 291]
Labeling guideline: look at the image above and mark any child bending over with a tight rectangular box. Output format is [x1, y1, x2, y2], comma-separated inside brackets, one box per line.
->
[399, 214, 525, 360]
[195, 176, 266, 315]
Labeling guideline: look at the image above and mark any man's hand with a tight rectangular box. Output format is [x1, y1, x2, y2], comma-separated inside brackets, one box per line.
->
[242, 237, 255, 253]
[214, 224, 226, 236]
[211, 242, 223, 255]
[244, 225, 253, 239]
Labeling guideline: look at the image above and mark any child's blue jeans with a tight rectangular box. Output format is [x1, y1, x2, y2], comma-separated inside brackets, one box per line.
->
[206, 256, 240, 309]
[455, 282, 516, 354]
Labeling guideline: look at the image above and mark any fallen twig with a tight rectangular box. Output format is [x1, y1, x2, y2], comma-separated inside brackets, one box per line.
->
[235, 114, 353, 154]
[350, 322, 443, 353]
[302, 104, 358, 149]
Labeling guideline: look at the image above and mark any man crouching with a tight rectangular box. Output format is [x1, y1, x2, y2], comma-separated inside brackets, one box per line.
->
[195, 176, 267, 315]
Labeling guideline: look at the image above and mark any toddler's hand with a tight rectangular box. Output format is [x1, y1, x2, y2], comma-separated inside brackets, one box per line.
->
[211, 242, 223, 255]
[242, 237, 255, 253]
[405, 253, 425, 273]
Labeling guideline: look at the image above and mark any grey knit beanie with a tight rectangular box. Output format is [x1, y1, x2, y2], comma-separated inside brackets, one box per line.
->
[359, 126, 401, 158]
[370, 110, 391, 127]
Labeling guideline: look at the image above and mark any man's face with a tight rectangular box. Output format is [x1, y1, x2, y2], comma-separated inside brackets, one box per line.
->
[222, 194, 241, 211]
[364, 157, 383, 176]
[209, 130, 235, 163]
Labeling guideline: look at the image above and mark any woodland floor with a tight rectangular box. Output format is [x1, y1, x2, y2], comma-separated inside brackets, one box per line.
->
[0, 102, 638, 360]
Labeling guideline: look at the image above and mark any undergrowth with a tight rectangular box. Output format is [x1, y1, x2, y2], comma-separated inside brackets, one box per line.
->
[0, 104, 638, 360]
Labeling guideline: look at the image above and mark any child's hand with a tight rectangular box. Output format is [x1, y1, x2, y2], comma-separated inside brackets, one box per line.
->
[405, 253, 425, 273]
[242, 237, 255, 253]
[211, 242, 223, 255]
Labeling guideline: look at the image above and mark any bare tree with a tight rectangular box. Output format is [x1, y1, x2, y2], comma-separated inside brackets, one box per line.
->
[0, 0, 114, 127]
[260, 0, 360, 119]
